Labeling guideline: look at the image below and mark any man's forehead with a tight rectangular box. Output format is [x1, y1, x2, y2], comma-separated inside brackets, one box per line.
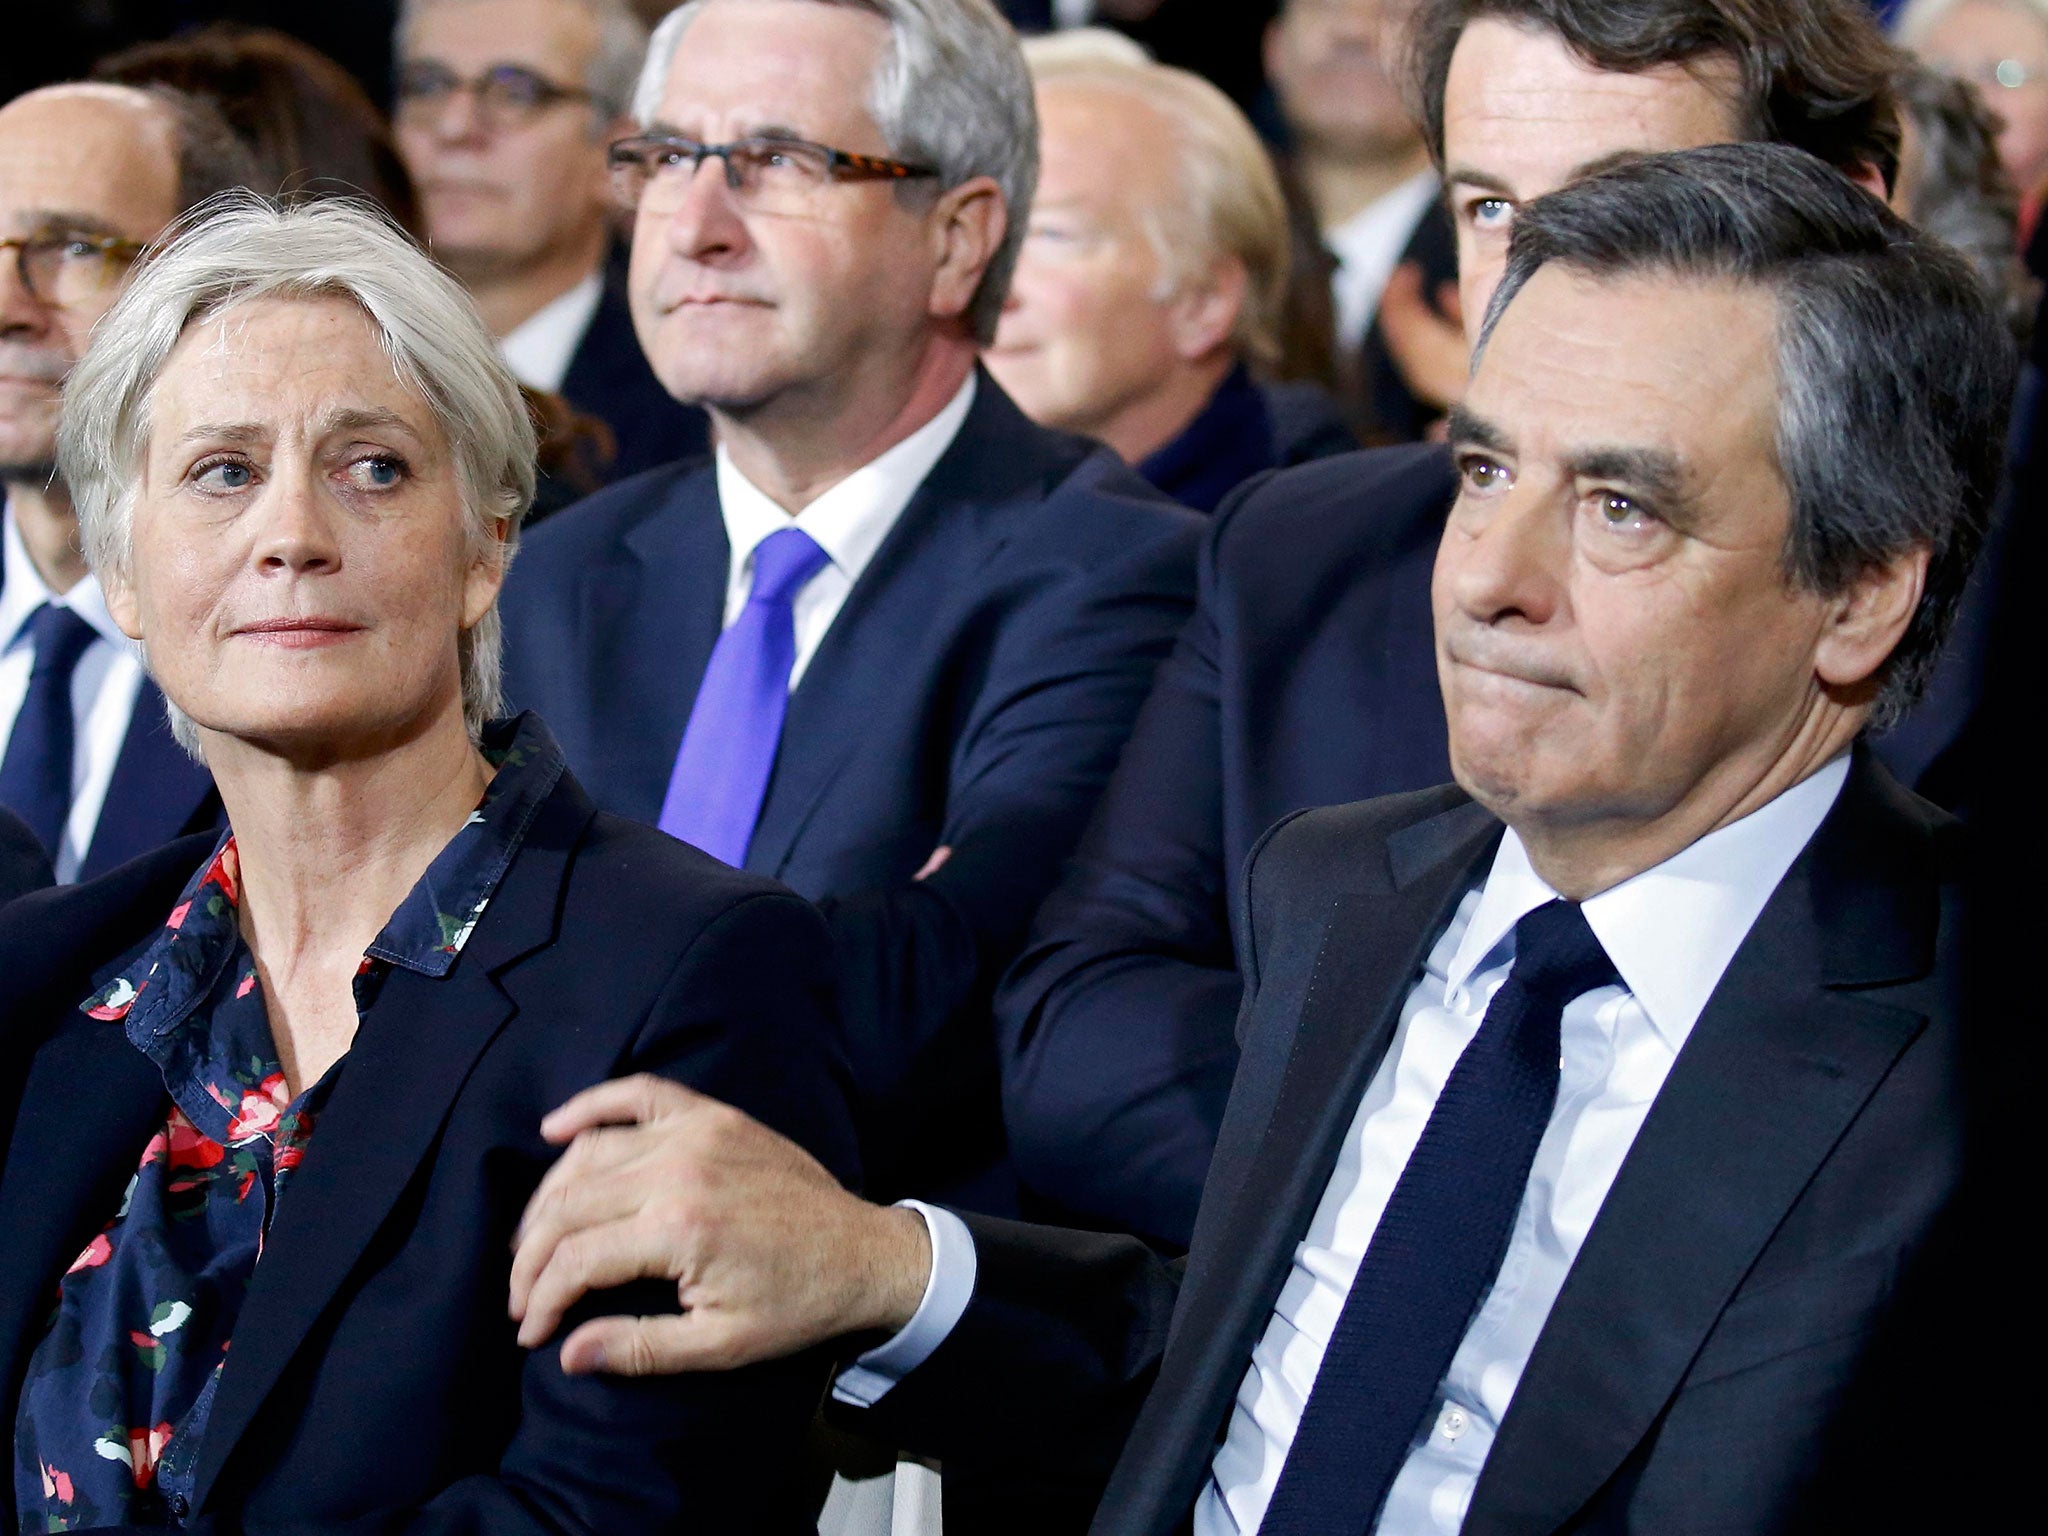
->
[401, 0, 598, 71]
[1467, 265, 1778, 463]
[655, 0, 889, 137]
[0, 88, 178, 237]
[1443, 20, 1742, 194]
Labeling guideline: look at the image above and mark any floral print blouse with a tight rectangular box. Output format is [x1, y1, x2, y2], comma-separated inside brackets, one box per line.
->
[13, 716, 564, 1532]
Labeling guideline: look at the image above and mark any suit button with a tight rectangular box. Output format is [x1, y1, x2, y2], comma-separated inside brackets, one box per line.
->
[169, 1494, 190, 1519]
[1438, 1405, 1469, 1441]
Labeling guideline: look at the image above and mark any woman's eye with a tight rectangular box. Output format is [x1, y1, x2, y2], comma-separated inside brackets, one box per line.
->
[347, 454, 407, 490]
[193, 459, 254, 491]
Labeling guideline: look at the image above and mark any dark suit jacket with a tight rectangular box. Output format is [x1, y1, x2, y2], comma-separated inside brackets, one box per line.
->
[1357, 198, 1457, 446]
[0, 808, 50, 903]
[1135, 365, 1356, 514]
[0, 763, 859, 1535]
[500, 377, 1200, 1205]
[1000, 443, 1455, 1244]
[0, 550, 220, 880]
[864, 751, 1968, 1534]
[558, 256, 711, 486]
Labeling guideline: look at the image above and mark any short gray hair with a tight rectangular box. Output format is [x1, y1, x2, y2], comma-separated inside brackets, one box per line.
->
[634, 0, 1037, 341]
[57, 194, 537, 750]
[397, 0, 651, 119]
[1476, 142, 2016, 728]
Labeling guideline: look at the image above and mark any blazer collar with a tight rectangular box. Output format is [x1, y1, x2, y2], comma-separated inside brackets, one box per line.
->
[181, 769, 600, 1513]
[1107, 796, 1502, 1531]
[1467, 747, 1944, 1535]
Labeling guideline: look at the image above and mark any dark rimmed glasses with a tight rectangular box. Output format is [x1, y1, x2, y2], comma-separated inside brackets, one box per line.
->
[0, 231, 146, 309]
[393, 61, 601, 129]
[607, 133, 940, 217]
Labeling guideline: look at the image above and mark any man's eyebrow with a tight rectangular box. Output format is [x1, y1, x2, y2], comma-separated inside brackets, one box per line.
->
[10, 211, 126, 239]
[1442, 166, 1513, 198]
[1445, 405, 1512, 454]
[1564, 445, 1700, 523]
[1442, 149, 1653, 203]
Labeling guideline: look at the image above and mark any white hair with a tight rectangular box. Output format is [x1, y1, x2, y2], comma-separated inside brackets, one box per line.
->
[633, 0, 1038, 341]
[57, 193, 538, 752]
[397, 0, 651, 118]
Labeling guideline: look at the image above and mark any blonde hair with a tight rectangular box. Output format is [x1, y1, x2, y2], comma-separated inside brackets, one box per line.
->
[1024, 40, 1290, 369]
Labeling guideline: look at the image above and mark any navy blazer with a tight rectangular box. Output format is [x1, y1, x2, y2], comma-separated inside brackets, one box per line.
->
[0, 549, 219, 881]
[0, 808, 49, 904]
[1000, 443, 1456, 1244]
[557, 256, 711, 485]
[859, 751, 1970, 1534]
[500, 377, 1201, 1205]
[0, 761, 859, 1534]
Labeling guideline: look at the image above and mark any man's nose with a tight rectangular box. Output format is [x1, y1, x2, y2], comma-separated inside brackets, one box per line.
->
[1441, 483, 1569, 629]
[656, 157, 748, 261]
[0, 246, 50, 335]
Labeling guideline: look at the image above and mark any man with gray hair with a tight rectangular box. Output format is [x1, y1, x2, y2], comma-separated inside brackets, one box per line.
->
[499, 0, 1199, 1210]
[0, 82, 251, 884]
[508, 140, 2009, 1532]
[393, 0, 710, 479]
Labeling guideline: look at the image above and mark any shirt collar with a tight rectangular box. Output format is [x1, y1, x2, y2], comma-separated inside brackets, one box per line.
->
[714, 372, 977, 587]
[83, 712, 569, 1037]
[2, 496, 130, 653]
[1446, 755, 1852, 1051]
[498, 270, 605, 395]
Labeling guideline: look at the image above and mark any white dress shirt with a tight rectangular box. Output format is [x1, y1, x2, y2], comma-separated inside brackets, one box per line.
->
[0, 499, 148, 882]
[498, 270, 605, 395]
[713, 373, 976, 690]
[1326, 171, 1441, 353]
[842, 757, 1851, 1532]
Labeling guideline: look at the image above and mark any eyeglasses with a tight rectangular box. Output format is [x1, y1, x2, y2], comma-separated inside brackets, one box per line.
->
[393, 61, 600, 128]
[0, 231, 146, 309]
[607, 133, 939, 217]
[1939, 56, 2042, 91]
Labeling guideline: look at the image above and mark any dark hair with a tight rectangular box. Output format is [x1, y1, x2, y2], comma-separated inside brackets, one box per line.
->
[1893, 61, 2034, 333]
[96, 25, 422, 238]
[1404, 0, 1905, 192]
[130, 84, 263, 216]
[1478, 142, 2016, 725]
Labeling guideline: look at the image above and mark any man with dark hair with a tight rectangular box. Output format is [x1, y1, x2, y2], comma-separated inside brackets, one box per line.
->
[996, 0, 1912, 1247]
[506, 142, 2009, 1534]
[0, 84, 249, 882]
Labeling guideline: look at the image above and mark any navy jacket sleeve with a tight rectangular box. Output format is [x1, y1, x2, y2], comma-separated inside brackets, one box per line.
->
[820, 478, 1201, 1202]
[995, 482, 1258, 1246]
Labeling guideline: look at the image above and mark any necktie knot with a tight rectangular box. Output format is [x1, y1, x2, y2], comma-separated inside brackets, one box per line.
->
[1510, 899, 1619, 1006]
[745, 527, 829, 609]
[22, 603, 99, 678]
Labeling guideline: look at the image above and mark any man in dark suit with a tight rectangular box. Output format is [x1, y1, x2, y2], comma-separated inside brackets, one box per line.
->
[0, 85, 239, 882]
[499, 0, 1198, 1207]
[0, 810, 49, 904]
[506, 142, 2009, 1534]
[998, 0, 1908, 1246]
[393, 0, 710, 483]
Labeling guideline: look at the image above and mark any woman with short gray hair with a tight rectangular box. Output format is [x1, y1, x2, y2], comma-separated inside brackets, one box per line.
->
[0, 194, 855, 1532]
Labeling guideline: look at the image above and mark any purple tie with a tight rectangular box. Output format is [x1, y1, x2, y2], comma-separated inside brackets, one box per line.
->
[658, 526, 830, 865]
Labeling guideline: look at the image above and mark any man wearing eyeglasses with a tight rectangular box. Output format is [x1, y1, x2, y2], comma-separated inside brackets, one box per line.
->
[393, 0, 710, 481]
[0, 83, 248, 884]
[500, 0, 1200, 1215]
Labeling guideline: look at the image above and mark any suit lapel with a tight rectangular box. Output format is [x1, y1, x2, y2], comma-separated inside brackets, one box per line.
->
[79, 681, 219, 881]
[186, 781, 596, 1512]
[576, 472, 728, 821]
[742, 381, 1061, 877]
[1111, 805, 1500, 1529]
[0, 1018, 166, 1527]
[1467, 754, 1941, 1536]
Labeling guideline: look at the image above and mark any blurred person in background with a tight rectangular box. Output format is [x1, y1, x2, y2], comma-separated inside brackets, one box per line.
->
[990, 34, 1354, 513]
[1267, 0, 1454, 442]
[394, 0, 711, 481]
[1899, 0, 2048, 236]
[93, 23, 425, 237]
[0, 84, 253, 884]
[1892, 59, 2036, 323]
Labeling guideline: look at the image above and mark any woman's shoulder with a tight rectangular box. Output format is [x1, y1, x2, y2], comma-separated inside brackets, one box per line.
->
[553, 810, 826, 948]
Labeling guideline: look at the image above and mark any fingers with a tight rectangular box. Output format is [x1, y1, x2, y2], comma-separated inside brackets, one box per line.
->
[510, 1140, 658, 1317]
[515, 1214, 687, 1348]
[913, 845, 953, 881]
[557, 1312, 765, 1377]
[539, 1073, 709, 1144]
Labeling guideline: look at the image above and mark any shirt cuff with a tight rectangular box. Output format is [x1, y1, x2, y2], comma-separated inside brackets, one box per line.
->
[830, 1200, 976, 1407]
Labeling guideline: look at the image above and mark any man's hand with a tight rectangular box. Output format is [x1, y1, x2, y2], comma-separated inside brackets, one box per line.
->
[509, 1076, 933, 1376]
[1377, 260, 1470, 413]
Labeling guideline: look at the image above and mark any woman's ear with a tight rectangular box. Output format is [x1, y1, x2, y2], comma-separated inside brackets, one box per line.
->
[460, 518, 513, 631]
[102, 564, 144, 643]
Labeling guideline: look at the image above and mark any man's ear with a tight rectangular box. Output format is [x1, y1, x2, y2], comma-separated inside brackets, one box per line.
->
[1813, 543, 1929, 699]
[927, 177, 1007, 327]
[1844, 158, 1891, 204]
[1166, 256, 1247, 362]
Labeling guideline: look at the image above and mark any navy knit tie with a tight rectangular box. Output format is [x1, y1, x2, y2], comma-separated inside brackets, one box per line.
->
[0, 603, 98, 861]
[1259, 899, 1619, 1535]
